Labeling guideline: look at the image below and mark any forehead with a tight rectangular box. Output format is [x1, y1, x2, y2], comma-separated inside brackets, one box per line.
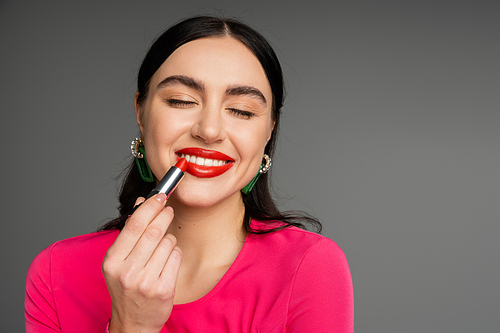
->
[150, 36, 272, 100]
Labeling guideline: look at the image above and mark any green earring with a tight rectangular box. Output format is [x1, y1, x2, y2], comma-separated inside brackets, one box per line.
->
[131, 138, 155, 183]
[241, 154, 271, 195]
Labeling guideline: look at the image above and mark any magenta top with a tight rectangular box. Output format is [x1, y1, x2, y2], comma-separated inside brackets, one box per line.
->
[25, 221, 353, 332]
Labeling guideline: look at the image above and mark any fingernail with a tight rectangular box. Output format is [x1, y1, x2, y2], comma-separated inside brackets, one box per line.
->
[156, 193, 167, 203]
[129, 202, 143, 216]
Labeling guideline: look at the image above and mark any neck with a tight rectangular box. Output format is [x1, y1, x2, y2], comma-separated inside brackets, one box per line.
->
[166, 191, 247, 268]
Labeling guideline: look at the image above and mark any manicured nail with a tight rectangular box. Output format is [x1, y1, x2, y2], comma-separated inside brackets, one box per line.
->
[156, 193, 167, 203]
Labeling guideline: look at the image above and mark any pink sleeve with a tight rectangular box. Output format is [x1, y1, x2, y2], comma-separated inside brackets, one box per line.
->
[25, 245, 61, 332]
[286, 238, 354, 333]
[25, 244, 111, 333]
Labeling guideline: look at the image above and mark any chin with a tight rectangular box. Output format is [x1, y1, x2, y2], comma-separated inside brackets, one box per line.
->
[171, 186, 243, 209]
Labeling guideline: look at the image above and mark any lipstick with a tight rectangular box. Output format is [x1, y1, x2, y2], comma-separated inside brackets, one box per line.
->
[176, 148, 234, 178]
[129, 158, 187, 215]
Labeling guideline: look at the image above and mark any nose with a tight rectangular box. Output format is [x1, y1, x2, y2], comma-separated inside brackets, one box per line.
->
[190, 103, 227, 144]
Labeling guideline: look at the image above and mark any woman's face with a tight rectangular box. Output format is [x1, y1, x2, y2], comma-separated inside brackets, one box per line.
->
[136, 36, 274, 207]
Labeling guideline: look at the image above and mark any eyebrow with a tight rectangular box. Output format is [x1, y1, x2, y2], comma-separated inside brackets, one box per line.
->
[157, 75, 267, 106]
[157, 75, 205, 92]
[226, 85, 267, 106]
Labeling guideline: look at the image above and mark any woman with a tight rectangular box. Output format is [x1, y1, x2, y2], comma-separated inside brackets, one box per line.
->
[25, 16, 353, 332]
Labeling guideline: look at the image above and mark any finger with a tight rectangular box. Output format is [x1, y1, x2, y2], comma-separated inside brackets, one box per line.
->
[157, 246, 183, 296]
[107, 193, 168, 260]
[142, 233, 177, 279]
[125, 206, 175, 265]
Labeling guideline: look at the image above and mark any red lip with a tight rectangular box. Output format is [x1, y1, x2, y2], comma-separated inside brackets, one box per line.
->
[175, 148, 235, 178]
[176, 148, 234, 161]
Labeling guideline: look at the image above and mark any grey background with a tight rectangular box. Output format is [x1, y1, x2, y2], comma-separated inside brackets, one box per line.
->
[1, 0, 499, 332]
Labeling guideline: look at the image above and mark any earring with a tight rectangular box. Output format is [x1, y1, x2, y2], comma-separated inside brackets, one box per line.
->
[131, 138, 155, 183]
[241, 154, 271, 195]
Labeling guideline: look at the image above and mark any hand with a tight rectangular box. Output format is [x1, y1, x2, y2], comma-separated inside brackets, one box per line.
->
[102, 193, 182, 333]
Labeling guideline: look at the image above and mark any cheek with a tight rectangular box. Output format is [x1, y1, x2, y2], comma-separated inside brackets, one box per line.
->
[143, 108, 187, 144]
[231, 121, 272, 160]
[140, 108, 191, 174]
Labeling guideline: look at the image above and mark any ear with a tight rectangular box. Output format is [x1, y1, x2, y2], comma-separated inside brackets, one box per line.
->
[266, 120, 276, 143]
[134, 92, 144, 134]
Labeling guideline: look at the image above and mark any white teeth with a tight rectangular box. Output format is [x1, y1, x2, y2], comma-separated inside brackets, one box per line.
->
[179, 154, 227, 167]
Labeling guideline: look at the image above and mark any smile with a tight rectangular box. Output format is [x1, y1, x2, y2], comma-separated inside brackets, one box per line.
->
[180, 154, 228, 167]
[176, 148, 235, 178]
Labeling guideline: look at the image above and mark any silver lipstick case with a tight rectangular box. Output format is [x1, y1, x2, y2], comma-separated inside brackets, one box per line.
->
[145, 166, 185, 200]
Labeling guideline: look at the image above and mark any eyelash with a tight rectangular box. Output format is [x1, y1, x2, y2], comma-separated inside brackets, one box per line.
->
[166, 99, 255, 119]
[165, 99, 197, 108]
[227, 108, 255, 119]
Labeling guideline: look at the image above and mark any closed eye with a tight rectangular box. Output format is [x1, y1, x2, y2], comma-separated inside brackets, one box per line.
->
[165, 98, 198, 108]
[227, 108, 255, 119]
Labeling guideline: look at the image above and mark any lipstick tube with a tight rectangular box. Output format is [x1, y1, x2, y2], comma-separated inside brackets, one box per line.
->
[145, 162, 185, 200]
[129, 158, 187, 215]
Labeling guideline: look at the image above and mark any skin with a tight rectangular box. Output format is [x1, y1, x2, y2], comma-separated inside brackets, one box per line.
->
[102, 36, 275, 333]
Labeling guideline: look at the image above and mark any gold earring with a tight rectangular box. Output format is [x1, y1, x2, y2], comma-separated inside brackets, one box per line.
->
[241, 154, 271, 194]
[131, 138, 155, 182]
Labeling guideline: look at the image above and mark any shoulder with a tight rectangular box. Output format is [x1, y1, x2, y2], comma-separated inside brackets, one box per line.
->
[250, 220, 347, 263]
[271, 225, 351, 285]
[253, 223, 354, 332]
[26, 230, 118, 331]
[247, 221, 351, 284]
[50, 229, 119, 252]
[246, 221, 354, 331]
[27, 230, 119, 279]
[285, 229, 354, 332]
[32, 229, 119, 258]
